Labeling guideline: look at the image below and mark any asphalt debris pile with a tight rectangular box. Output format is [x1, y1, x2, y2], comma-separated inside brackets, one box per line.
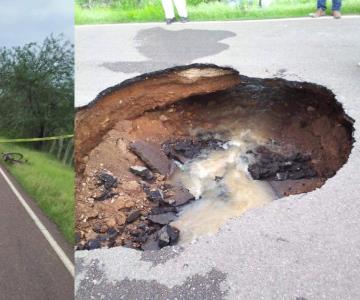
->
[248, 146, 317, 181]
[76, 138, 206, 251]
[93, 171, 119, 201]
[162, 135, 226, 164]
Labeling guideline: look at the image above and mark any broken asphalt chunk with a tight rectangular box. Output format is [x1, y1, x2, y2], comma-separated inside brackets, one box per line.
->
[129, 165, 154, 181]
[165, 186, 195, 206]
[157, 225, 179, 248]
[96, 171, 118, 189]
[141, 234, 160, 251]
[148, 212, 177, 225]
[129, 140, 171, 176]
[84, 239, 101, 250]
[248, 148, 317, 181]
[126, 210, 141, 223]
[145, 188, 164, 202]
[150, 206, 178, 215]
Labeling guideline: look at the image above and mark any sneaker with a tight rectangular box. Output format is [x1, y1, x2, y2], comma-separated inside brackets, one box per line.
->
[180, 17, 189, 23]
[309, 9, 326, 18]
[332, 10, 341, 19]
[165, 18, 176, 25]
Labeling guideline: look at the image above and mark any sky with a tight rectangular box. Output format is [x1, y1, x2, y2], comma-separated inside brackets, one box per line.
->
[0, 0, 73, 47]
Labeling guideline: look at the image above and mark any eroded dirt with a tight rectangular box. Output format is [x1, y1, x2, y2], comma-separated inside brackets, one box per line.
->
[75, 64, 354, 251]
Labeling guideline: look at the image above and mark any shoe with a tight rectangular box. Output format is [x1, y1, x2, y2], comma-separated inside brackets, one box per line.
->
[309, 9, 326, 18]
[165, 18, 176, 25]
[180, 17, 189, 23]
[332, 10, 341, 19]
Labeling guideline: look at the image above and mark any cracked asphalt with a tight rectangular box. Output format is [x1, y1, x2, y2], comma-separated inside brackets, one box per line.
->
[75, 16, 360, 300]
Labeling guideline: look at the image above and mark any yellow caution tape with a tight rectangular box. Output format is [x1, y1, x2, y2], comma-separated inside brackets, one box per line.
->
[0, 134, 74, 143]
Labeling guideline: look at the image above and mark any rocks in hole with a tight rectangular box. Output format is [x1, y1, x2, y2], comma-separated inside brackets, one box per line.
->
[84, 239, 101, 250]
[79, 227, 120, 250]
[129, 165, 154, 181]
[82, 227, 119, 250]
[144, 187, 165, 203]
[107, 228, 119, 240]
[94, 190, 118, 201]
[129, 140, 171, 176]
[128, 224, 150, 243]
[162, 135, 226, 163]
[126, 210, 141, 223]
[148, 212, 177, 225]
[141, 225, 180, 250]
[164, 185, 195, 206]
[158, 225, 180, 248]
[143, 183, 194, 207]
[96, 171, 118, 189]
[93, 223, 108, 234]
[80, 137, 199, 251]
[248, 147, 317, 181]
[141, 234, 160, 251]
[94, 171, 119, 201]
[150, 206, 178, 215]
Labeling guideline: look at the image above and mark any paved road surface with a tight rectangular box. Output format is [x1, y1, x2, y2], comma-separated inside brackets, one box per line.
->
[75, 17, 360, 300]
[0, 166, 73, 300]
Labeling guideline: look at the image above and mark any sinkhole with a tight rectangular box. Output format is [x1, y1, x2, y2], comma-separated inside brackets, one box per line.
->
[75, 64, 354, 251]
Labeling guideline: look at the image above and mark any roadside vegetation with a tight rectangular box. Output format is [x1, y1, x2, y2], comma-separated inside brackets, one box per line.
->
[0, 141, 74, 243]
[0, 36, 74, 244]
[75, 0, 360, 24]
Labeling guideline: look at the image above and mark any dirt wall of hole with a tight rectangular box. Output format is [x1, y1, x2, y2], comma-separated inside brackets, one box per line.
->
[75, 64, 241, 174]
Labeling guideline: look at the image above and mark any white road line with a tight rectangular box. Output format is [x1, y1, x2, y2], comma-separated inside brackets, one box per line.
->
[0, 166, 75, 277]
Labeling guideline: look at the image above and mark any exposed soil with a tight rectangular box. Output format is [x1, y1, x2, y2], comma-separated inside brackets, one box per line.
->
[75, 64, 354, 251]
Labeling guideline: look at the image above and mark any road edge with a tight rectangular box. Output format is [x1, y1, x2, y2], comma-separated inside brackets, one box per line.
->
[0, 165, 75, 277]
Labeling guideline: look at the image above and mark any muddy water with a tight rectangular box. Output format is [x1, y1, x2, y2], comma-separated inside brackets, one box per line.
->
[171, 131, 277, 243]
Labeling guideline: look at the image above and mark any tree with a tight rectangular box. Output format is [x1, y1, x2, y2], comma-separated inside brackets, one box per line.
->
[0, 35, 74, 143]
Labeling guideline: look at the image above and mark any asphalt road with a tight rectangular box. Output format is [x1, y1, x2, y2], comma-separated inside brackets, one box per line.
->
[75, 16, 360, 300]
[0, 166, 73, 300]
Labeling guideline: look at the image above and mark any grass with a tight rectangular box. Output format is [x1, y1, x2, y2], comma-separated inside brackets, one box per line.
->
[75, 0, 360, 25]
[0, 141, 74, 244]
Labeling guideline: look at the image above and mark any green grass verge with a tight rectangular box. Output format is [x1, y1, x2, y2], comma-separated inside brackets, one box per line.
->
[0, 142, 74, 244]
[75, 1, 360, 25]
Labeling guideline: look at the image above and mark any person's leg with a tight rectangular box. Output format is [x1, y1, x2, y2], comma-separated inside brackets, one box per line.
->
[317, 0, 327, 11]
[309, 0, 327, 17]
[332, 0, 341, 18]
[161, 0, 175, 19]
[332, 0, 341, 11]
[173, 0, 188, 18]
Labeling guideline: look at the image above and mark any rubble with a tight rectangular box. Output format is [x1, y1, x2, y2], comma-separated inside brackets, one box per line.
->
[162, 136, 226, 163]
[248, 147, 317, 181]
[129, 165, 154, 181]
[148, 212, 178, 225]
[126, 210, 141, 223]
[144, 188, 164, 203]
[158, 225, 180, 248]
[129, 140, 171, 176]
[164, 185, 195, 206]
[94, 171, 119, 201]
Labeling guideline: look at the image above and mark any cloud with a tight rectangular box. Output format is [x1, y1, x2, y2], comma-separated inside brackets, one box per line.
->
[0, 0, 73, 47]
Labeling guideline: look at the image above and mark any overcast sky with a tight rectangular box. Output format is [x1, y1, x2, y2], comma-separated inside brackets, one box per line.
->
[0, 0, 73, 47]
